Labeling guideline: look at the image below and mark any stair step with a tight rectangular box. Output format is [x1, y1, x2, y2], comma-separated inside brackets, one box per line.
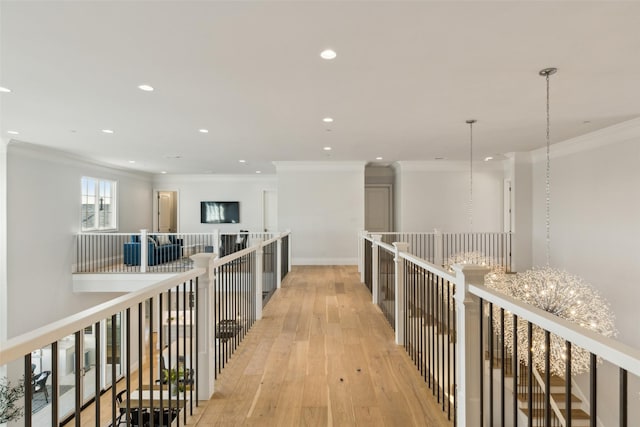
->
[560, 408, 590, 420]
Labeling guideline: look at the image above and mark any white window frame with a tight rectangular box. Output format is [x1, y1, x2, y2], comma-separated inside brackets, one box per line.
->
[81, 176, 118, 232]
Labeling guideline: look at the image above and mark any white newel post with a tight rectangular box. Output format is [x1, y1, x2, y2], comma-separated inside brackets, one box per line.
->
[393, 242, 409, 345]
[276, 235, 282, 289]
[359, 230, 368, 282]
[140, 229, 148, 273]
[286, 229, 292, 272]
[371, 234, 382, 305]
[255, 241, 264, 320]
[191, 253, 217, 399]
[452, 264, 489, 427]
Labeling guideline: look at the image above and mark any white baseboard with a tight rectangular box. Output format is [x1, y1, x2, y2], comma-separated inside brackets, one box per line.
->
[292, 257, 357, 266]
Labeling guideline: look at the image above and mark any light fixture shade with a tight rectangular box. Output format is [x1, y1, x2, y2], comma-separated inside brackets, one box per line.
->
[488, 266, 617, 376]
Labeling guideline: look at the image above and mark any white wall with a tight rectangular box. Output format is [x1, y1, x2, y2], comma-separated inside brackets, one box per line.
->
[276, 162, 365, 265]
[0, 139, 8, 343]
[395, 161, 504, 232]
[152, 174, 277, 233]
[6, 143, 153, 337]
[530, 120, 640, 427]
[505, 152, 534, 271]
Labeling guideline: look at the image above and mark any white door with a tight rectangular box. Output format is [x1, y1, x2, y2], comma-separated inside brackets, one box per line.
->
[365, 185, 392, 232]
[158, 191, 177, 232]
[263, 190, 277, 232]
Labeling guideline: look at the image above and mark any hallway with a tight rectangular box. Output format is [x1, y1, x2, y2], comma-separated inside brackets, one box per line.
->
[196, 265, 451, 426]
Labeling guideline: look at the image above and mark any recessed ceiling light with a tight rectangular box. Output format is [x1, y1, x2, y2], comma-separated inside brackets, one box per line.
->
[376, 156, 383, 160]
[138, 84, 154, 92]
[435, 157, 446, 160]
[320, 49, 337, 60]
[323, 146, 332, 151]
[239, 159, 246, 163]
[199, 129, 209, 133]
[583, 120, 591, 124]
[323, 117, 334, 123]
[0, 87, 11, 93]
[102, 129, 114, 134]
[128, 160, 136, 164]
[484, 156, 494, 162]
[161, 171, 167, 174]
[7, 130, 19, 135]
[255, 171, 262, 174]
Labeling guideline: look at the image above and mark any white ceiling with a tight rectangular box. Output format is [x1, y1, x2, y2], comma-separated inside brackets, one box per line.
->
[1, 1, 639, 175]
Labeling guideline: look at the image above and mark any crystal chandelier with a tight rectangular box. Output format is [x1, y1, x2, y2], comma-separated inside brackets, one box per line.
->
[487, 68, 616, 376]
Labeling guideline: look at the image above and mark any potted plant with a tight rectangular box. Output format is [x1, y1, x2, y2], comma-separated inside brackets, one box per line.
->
[161, 368, 185, 396]
[0, 376, 24, 424]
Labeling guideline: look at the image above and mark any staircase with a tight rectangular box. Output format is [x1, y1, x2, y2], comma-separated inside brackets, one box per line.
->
[487, 350, 590, 426]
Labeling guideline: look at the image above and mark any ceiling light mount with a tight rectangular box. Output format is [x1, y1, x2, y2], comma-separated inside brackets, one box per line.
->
[539, 67, 558, 77]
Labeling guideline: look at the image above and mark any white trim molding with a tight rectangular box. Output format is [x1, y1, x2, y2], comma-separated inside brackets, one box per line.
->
[274, 161, 366, 172]
[531, 116, 640, 162]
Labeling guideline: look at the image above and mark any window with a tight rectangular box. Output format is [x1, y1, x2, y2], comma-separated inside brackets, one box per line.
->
[81, 177, 117, 231]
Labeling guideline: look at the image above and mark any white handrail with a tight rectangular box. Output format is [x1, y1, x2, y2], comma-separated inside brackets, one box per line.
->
[470, 283, 640, 377]
[374, 240, 395, 253]
[0, 269, 204, 366]
[399, 251, 456, 283]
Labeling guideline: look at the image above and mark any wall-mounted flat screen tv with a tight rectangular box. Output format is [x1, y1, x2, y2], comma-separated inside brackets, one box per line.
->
[200, 201, 240, 224]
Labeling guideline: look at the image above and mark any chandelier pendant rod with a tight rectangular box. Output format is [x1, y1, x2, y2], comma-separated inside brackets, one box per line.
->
[540, 67, 556, 266]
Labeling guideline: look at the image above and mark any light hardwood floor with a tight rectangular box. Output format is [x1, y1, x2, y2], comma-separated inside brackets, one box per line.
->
[195, 265, 452, 427]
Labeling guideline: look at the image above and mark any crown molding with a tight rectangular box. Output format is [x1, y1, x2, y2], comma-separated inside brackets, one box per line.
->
[153, 173, 277, 183]
[8, 141, 153, 181]
[396, 160, 504, 172]
[531, 116, 640, 163]
[274, 161, 366, 172]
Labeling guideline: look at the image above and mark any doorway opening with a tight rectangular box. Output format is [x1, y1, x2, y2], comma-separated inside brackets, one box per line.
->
[156, 191, 178, 233]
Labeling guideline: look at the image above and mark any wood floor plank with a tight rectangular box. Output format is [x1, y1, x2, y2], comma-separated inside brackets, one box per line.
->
[195, 265, 452, 427]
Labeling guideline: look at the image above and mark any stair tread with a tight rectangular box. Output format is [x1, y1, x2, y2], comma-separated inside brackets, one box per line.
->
[559, 408, 590, 419]
[521, 408, 589, 419]
[517, 392, 581, 402]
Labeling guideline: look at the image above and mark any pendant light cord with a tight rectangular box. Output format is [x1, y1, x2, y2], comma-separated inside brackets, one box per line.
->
[469, 121, 473, 232]
[545, 72, 551, 266]
[466, 119, 476, 233]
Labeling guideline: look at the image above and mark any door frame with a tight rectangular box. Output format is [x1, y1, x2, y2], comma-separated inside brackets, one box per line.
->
[153, 189, 180, 233]
[262, 189, 277, 232]
[365, 184, 393, 232]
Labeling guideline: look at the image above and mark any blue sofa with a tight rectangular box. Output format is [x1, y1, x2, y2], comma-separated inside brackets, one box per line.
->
[123, 235, 183, 266]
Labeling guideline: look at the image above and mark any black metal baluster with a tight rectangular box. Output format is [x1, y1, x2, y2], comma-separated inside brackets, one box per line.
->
[125, 309, 131, 427]
[489, 303, 494, 427]
[566, 341, 572, 427]
[447, 279, 451, 420]
[159, 294, 164, 426]
[76, 330, 82, 427]
[479, 298, 484, 427]
[194, 277, 199, 406]
[52, 341, 59, 426]
[501, 308, 505, 427]
[544, 331, 550, 427]
[513, 315, 518, 427]
[528, 322, 533, 427]
[182, 281, 187, 425]
[138, 303, 143, 423]
[149, 300, 154, 424]
[620, 368, 627, 427]
[25, 353, 33, 427]
[590, 353, 596, 427]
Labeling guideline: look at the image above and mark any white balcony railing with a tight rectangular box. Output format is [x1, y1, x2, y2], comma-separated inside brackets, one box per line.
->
[359, 232, 640, 427]
[1, 231, 291, 426]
